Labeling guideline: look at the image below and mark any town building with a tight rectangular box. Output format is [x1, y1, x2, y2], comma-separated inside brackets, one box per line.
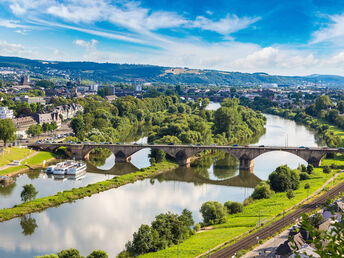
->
[12, 116, 37, 139]
[14, 96, 46, 105]
[0, 106, 14, 119]
[35, 103, 84, 126]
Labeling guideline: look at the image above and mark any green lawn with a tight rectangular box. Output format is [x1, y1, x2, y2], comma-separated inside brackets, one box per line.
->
[140, 154, 344, 258]
[0, 151, 55, 176]
[0, 147, 33, 167]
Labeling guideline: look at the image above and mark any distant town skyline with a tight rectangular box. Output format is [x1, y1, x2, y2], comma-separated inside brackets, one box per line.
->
[1, 0, 344, 76]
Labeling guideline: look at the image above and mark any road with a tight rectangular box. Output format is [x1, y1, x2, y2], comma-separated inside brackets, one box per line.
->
[211, 178, 344, 257]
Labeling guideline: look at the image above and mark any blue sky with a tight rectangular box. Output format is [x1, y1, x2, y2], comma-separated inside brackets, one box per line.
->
[1, 0, 344, 75]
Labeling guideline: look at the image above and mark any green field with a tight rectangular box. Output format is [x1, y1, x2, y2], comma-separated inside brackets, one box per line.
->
[0, 151, 56, 176]
[0, 147, 33, 167]
[141, 155, 344, 258]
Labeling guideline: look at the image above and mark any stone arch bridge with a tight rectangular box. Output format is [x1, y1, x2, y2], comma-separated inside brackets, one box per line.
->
[29, 143, 343, 170]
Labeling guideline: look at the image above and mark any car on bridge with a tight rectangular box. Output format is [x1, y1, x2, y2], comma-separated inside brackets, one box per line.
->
[299, 146, 305, 148]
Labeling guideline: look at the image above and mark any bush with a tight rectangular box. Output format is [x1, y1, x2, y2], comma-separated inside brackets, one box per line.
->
[224, 201, 243, 214]
[304, 183, 310, 189]
[323, 166, 331, 174]
[193, 223, 201, 232]
[330, 163, 337, 169]
[300, 172, 310, 181]
[200, 201, 227, 225]
[287, 189, 294, 199]
[243, 197, 253, 206]
[300, 164, 307, 172]
[57, 249, 82, 258]
[251, 181, 273, 200]
[268, 165, 300, 192]
[307, 164, 314, 174]
[87, 250, 108, 258]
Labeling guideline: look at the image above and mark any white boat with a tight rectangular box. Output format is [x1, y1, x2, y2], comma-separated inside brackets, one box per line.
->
[66, 161, 87, 175]
[46, 165, 56, 174]
[51, 160, 87, 176]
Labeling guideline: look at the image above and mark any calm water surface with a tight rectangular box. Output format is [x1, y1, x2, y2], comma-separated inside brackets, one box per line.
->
[0, 104, 322, 257]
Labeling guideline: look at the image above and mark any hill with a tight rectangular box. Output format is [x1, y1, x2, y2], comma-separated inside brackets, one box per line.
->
[0, 55, 344, 87]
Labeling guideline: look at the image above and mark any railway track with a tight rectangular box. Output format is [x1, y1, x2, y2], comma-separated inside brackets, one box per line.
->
[211, 180, 344, 258]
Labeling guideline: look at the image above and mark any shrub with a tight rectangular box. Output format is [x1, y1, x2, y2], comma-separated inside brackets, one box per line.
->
[287, 189, 295, 199]
[87, 250, 108, 258]
[330, 163, 337, 169]
[224, 201, 243, 214]
[251, 181, 273, 200]
[300, 164, 307, 172]
[307, 164, 314, 174]
[200, 201, 226, 225]
[323, 166, 331, 174]
[304, 183, 310, 189]
[57, 249, 82, 258]
[269, 165, 300, 192]
[300, 172, 310, 181]
[243, 197, 253, 206]
[193, 223, 201, 232]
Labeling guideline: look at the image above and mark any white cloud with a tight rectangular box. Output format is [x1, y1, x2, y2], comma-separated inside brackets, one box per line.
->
[73, 39, 98, 50]
[191, 14, 260, 35]
[0, 18, 30, 29]
[312, 13, 344, 44]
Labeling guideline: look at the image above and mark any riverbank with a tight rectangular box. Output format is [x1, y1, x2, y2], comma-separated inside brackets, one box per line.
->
[140, 155, 344, 258]
[0, 160, 178, 222]
[0, 151, 56, 177]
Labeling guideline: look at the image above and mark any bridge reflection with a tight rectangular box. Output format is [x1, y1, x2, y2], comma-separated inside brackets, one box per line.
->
[85, 161, 139, 176]
[154, 167, 261, 188]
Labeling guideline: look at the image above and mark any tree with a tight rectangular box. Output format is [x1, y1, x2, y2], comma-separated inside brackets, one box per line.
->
[297, 213, 344, 257]
[20, 184, 38, 202]
[57, 248, 82, 258]
[286, 189, 294, 199]
[27, 124, 43, 137]
[224, 201, 243, 214]
[50, 121, 58, 131]
[0, 119, 16, 146]
[42, 122, 51, 133]
[200, 201, 226, 225]
[87, 250, 108, 258]
[268, 165, 300, 192]
[36, 80, 54, 89]
[307, 164, 314, 174]
[20, 215, 38, 235]
[315, 95, 333, 113]
[299, 172, 310, 181]
[251, 181, 274, 199]
[70, 117, 85, 140]
[323, 165, 331, 174]
[126, 224, 159, 255]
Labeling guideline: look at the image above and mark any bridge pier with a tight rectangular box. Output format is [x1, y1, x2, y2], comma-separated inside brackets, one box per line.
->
[308, 157, 322, 167]
[239, 158, 254, 171]
[176, 157, 192, 168]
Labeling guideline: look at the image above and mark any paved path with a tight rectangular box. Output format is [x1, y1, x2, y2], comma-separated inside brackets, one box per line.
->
[0, 150, 38, 171]
[211, 172, 344, 258]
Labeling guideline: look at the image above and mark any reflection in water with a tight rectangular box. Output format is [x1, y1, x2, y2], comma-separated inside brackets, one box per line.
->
[0, 110, 325, 258]
[156, 167, 260, 188]
[0, 181, 17, 196]
[20, 215, 38, 236]
[88, 148, 112, 167]
[213, 153, 239, 179]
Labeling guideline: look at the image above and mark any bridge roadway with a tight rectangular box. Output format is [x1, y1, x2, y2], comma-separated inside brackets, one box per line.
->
[29, 142, 342, 170]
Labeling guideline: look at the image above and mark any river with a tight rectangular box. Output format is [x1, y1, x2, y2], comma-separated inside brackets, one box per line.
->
[0, 103, 322, 257]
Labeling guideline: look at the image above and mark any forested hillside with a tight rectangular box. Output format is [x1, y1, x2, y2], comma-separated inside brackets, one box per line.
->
[1, 55, 344, 86]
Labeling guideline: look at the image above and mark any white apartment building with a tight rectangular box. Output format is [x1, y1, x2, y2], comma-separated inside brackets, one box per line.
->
[0, 106, 14, 119]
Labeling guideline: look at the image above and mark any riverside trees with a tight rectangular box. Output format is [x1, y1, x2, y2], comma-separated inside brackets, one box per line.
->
[69, 96, 266, 159]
